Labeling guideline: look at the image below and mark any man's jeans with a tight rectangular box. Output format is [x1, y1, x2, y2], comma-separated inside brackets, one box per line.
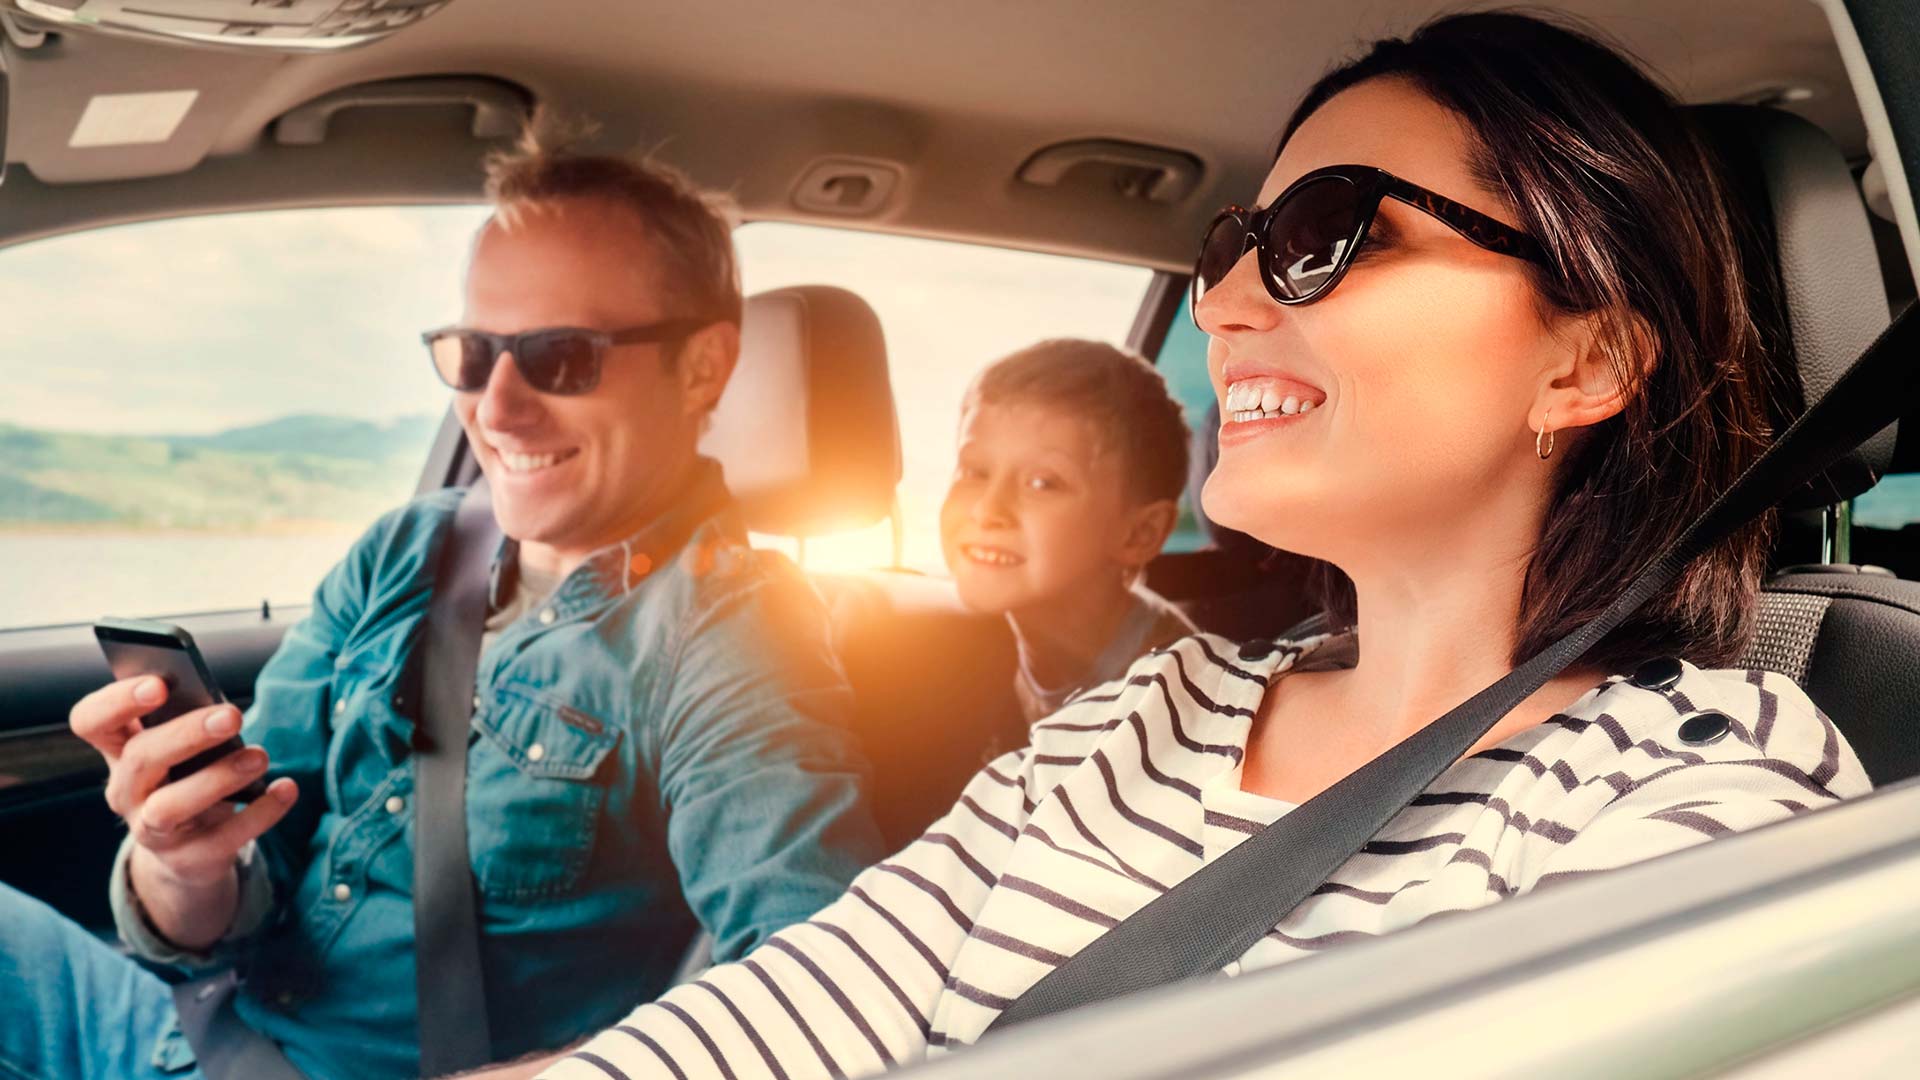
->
[0, 883, 203, 1080]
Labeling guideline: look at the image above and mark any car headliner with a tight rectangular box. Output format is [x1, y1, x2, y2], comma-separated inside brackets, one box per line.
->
[0, 0, 1872, 268]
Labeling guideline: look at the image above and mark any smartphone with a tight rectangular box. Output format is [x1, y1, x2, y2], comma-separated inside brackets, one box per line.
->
[93, 617, 266, 802]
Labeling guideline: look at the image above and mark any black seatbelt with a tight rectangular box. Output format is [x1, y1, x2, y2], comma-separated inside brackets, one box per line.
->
[170, 970, 305, 1079]
[413, 481, 501, 1075]
[166, 484, 505, 1080]
[990, 302, 1918, 1032]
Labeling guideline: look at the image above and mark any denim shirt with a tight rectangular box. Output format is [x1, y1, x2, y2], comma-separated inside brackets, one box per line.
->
[120, 461, 886, 1079]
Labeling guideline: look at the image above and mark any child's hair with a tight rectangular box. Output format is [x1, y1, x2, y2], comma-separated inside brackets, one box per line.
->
[964, 339, 1190, 504]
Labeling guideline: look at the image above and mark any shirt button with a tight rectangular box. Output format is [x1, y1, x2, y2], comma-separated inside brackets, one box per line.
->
[332, 883, 352, 902]
[385, 796, 405, 815]
[1630, 656, 1684, 691]
[1238, 640, 1277, 662]
[538, 608, 557, 626]
[1678, 710, 1733, 746]
[527, 743, 546, 762]
[471, 694, 482, 710]
[334, 699, 347, 715]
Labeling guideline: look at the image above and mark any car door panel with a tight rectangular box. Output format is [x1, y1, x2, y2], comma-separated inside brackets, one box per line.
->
[0, 611, 299, 926]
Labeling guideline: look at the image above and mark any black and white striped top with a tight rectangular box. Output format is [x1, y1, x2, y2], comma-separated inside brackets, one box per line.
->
[540, 632, 1869, 1080]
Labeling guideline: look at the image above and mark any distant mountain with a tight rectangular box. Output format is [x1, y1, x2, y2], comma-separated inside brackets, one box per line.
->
[166, 413, 438, 464]
[0, 474, 117, 522]
[0, 414, 440, 528]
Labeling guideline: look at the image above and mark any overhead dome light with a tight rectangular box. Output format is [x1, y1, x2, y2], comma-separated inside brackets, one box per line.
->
[4, 0, 455, 52]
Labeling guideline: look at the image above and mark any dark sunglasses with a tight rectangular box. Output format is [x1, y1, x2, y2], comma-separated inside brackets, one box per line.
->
[1192, 164, 1548, 318]
[421, 319, 716, 395]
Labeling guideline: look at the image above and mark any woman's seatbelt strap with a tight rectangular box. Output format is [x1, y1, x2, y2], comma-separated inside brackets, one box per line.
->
[989, 302, 1918, 1032]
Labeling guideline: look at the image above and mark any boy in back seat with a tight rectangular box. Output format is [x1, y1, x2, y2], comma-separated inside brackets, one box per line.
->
[940, 339, 1197, 722]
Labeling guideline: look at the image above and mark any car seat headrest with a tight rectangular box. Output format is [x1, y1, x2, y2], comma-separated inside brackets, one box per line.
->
[700, 285, 901, 537]
[1691, 105, 1898, 508]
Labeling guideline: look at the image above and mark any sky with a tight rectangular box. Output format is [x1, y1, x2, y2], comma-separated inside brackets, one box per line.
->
[0, 207, 1154, 572]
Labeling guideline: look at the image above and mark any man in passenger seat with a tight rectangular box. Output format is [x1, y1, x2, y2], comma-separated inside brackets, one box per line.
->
[941, 340, 1198, 723]
[0, 119, 886, 1080]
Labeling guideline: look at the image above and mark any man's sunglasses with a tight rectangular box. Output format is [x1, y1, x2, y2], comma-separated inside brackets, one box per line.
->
[1192, 164, 1548, 317]
[421, 319, 716, 395]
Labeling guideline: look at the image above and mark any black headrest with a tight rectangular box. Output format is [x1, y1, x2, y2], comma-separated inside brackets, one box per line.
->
[700, 285, 901, 537]
[1692, 105, 1897, 508]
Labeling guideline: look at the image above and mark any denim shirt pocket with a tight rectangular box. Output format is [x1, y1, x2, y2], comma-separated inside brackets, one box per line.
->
[466, 684, 623, 900]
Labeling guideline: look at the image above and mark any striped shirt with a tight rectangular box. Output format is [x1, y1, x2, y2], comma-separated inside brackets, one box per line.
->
[541, 631, 1869, 1080]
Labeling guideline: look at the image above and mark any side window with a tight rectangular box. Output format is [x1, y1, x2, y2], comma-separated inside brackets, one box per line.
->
[1854, 474, 1920, 578]
[734, 223, 1153, 572]
[1856, 476, 1920, 531]
[0, 206, 491, 631]
[1155, 291, 1215, 552]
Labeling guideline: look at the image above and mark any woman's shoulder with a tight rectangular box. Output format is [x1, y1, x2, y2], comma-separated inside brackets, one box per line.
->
[1545, 657, 1870, 801]
[1498, 660, 1871, 895]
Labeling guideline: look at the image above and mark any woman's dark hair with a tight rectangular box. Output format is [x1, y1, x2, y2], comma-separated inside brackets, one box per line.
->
[1284, 10, 1788, 671]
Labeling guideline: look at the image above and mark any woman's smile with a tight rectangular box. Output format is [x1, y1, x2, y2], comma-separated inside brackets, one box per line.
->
[1217, 374, 1329, 447]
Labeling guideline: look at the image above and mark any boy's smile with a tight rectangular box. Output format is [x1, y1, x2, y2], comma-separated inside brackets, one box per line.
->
[958, 542, 1026, 568]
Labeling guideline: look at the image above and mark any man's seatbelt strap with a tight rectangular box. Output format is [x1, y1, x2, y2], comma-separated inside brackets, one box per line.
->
[990, 302, 1917, 1031]
[414, 482, 499, 1075]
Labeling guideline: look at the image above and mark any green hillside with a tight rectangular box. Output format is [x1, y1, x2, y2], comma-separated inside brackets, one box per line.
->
[0, 414, 438, 529]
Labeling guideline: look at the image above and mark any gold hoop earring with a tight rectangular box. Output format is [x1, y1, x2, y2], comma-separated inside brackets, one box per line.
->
[1535, 424, 1555, 460]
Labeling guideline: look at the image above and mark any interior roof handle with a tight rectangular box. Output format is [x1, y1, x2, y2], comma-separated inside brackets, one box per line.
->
[1017, 139, 1204, 204]
[275, 77, 531, 147]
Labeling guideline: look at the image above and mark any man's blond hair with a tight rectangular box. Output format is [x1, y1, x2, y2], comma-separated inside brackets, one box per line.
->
[483, 111, 744, 330]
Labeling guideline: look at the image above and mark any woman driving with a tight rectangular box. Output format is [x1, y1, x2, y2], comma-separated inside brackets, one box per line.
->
[521, 12, 1869, 1078]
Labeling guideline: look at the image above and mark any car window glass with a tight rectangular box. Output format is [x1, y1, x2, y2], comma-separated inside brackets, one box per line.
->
[0, 206, 491, 631]
[1154, 290, 1216, 552]
[734, 222, 1152, 572]
[1855, 474, 1920, 529]
[0, 214, 1155, 631]
[1854, 473, 1920, 578]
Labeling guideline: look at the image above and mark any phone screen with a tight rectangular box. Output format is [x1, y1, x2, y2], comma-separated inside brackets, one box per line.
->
[94, 617, 265, 801]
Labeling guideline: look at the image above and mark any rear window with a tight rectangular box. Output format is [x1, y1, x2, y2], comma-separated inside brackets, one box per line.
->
[735, 222, 1153, 571]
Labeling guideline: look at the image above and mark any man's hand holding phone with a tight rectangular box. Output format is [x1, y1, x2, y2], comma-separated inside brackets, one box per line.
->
[68, 676, 299, 950]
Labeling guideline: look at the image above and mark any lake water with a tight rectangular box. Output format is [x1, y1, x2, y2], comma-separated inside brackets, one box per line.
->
[0, 529, 363, 631]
